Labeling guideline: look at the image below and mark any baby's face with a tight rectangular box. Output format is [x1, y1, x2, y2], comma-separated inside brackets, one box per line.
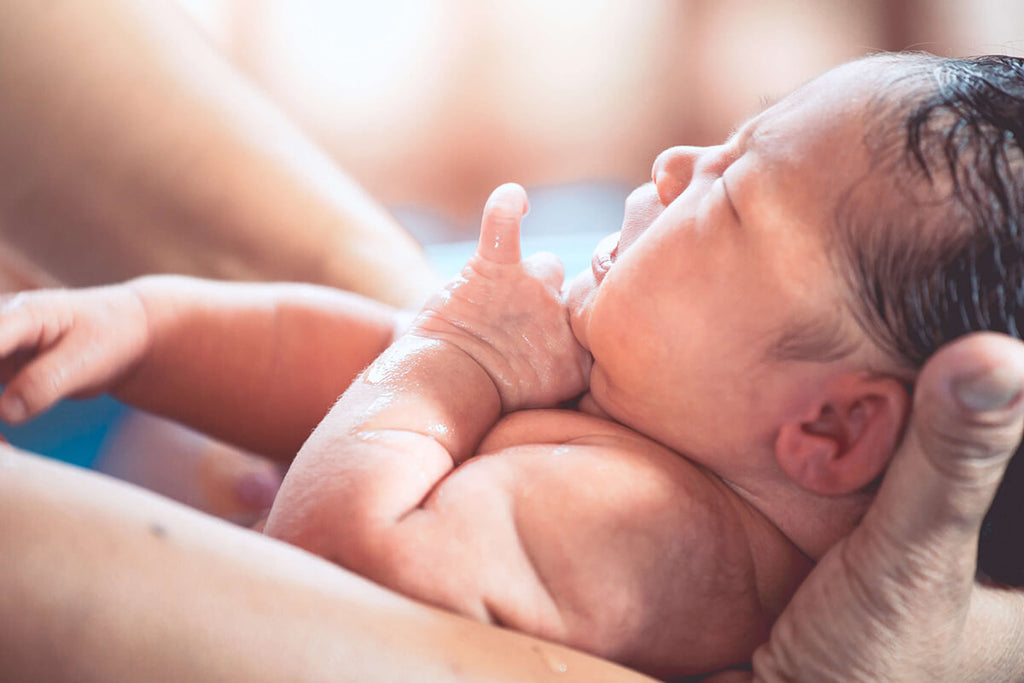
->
[567, 59, 886, 468]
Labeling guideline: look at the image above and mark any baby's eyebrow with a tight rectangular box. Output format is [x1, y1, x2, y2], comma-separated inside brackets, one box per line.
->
[726, 95, 778, 150]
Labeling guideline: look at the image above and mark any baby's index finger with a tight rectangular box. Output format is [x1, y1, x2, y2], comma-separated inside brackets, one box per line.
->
[476, 183, 529, 265]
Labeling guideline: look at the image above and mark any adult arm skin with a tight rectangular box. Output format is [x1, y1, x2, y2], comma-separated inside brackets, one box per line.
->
[0, 0, 440, 308]
[705, 333, 1024, 682]
[0, 447, 654, 683]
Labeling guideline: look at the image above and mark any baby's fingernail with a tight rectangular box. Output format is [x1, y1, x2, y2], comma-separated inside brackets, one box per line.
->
[235, 471, 280, 510]
[953, 368, 1023, 411]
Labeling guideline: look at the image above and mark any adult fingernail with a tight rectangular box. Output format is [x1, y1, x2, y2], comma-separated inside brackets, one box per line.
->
[953, 367, 1023, 411]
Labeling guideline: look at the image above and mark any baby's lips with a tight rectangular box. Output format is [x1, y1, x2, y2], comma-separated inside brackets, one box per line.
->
[590, 231, 620, 282]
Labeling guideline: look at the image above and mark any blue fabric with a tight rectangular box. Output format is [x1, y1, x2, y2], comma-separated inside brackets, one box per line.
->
[0, 394, 129, 469]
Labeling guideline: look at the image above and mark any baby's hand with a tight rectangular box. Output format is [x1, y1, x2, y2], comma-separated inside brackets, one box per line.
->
[412, 184, 592, 412]
[0, 285, 149, 423]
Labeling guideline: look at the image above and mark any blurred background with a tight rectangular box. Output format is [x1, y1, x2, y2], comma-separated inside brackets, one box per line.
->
[175, 0, 1024, 243]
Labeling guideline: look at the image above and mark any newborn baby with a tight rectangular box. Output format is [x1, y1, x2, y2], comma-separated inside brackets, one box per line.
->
[0, 52, 1021, 679]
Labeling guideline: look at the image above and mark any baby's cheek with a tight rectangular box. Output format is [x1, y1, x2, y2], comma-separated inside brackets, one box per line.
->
[582, 367, 620, 422]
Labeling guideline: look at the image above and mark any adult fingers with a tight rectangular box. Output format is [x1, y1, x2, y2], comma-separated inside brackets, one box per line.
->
[752, 333, 1024, 683]
[475, 183, 528, 265]
[861, 332, 1024, 575]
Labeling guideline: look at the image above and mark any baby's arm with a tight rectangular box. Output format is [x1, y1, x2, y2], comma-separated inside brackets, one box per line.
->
[264, 183, 591, 600]
[0, 278, 398, 459]
[263, 186, 786, 676]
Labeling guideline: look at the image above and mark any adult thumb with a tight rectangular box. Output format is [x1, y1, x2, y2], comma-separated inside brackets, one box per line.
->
[867, 332, 1024, 565]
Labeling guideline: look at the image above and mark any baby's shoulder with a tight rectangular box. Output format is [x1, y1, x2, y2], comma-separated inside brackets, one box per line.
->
[459, 409, 810, 672]
[475, 409, 759, 530]
[477, 407, 642, 452]
[474, 408, 720, 515]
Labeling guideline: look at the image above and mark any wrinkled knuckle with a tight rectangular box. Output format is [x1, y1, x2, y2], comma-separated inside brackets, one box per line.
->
[847, 523, 965, 624]
[839, 541, 899, 624]
[919, 417, 1018, 468]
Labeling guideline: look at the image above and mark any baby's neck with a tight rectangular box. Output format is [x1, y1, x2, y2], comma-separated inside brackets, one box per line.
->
[723, 475, 872, 560]
[576, 390, 869, 559]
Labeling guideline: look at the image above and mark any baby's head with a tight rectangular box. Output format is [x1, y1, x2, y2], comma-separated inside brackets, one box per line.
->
[838, 53, 1024, 583]
[833, 54, 1023, 367]
[567, 52, 1024, 561]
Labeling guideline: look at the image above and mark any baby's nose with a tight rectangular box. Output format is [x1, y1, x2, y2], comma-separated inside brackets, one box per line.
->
[651, 146, 699, 206]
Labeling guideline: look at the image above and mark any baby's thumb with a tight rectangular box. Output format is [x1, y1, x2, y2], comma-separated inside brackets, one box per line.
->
[869, 332, 1024, 562]
[476, 183, 528, 265]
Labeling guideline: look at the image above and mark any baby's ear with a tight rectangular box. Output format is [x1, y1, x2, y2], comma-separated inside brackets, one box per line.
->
[774, 374, 911, 496]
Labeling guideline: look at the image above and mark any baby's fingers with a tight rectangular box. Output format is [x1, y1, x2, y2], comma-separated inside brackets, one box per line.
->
[0, 359, 66, 424]
[0, 337, 103, 424]
[522, 251, 566, 293]
[476, 183, 529, 265]
[0, 293, 66, 359]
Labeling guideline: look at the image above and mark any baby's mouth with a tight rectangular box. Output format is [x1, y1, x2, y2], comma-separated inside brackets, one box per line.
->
[591, 231, 621, 282]
[598, 182, 662, 274]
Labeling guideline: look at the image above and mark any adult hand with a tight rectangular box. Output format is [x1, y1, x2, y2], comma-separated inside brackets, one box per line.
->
[747, 332, 1024, 681]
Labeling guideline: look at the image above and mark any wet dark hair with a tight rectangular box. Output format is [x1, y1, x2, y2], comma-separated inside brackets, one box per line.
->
[838, 53, 1024, 585]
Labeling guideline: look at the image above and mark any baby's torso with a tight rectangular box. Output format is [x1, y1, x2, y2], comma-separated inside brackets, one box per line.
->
[461, 406, 812, 677]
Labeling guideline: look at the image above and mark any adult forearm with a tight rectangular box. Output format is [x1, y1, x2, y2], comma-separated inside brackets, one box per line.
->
[0, 448, 653, 683]
[0, 0, 439, 307]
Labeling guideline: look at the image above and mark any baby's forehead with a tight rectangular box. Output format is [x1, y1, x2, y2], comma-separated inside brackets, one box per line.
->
[754, 57, 924, 141]
[750, 60, 933, 203]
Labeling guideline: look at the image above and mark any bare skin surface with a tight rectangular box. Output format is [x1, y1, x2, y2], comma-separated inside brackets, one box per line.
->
[0, 446, 655, 683]
[4, 56, 1024, 681]
[264, 184, 811, 679]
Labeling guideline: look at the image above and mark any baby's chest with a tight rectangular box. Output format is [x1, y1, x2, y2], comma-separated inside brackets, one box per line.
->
[465, 410, 752, 572]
